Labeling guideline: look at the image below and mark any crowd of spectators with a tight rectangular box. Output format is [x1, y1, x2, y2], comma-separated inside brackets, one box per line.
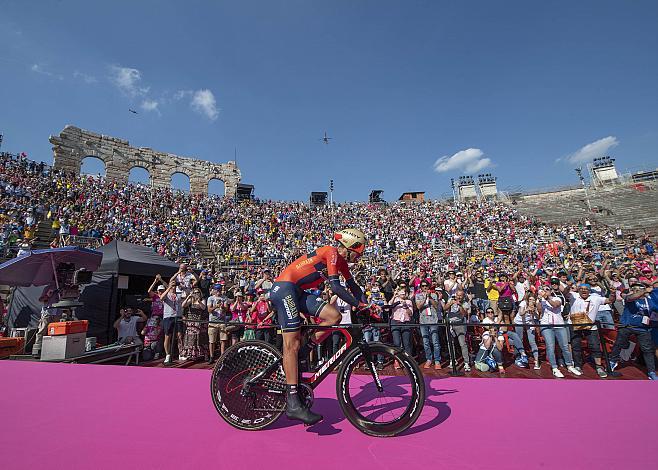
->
[2, 151, 658, 379]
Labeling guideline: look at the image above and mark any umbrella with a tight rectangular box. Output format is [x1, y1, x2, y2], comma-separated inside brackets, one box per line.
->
[0, 246, 103, 287]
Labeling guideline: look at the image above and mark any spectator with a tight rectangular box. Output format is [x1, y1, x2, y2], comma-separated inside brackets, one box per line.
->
[445, 289, 472, 372]
[388, 282, 414, 369]
[197, 269, 212, 298]
[180, 287, 209, 361]
[161, 278, 183, 365]
[207, 284, 228, 361]
[485, 270, 500, 318]
[252, 289, 274, 344]
[229, 291, 248, 345]
[364, 284, 385, 370]
[254, 268, 273, 292]
[608, 281, 657, 380]
[514, 293, 541, 369]
[147, 275, 165, 317]
[566, 284, 611, 378]
[376, 268, 395, 302]
[175, 263, 197, 299]
[538, 286, 582, 378]
[113, 307, 147, 345]
[498, 295, 529, 368]
[415, 281, 442, 369]
[474, 309, 505, 373]
[470, 270, 489, 318]
[141, 314, 163, 360]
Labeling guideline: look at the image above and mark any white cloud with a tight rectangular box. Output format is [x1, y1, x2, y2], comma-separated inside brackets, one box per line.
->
[31, 63, 63, 80]
[433, 148, 493, 174]
[109, 65, 149, 97]
[190, 89, 219, 120]
[564, 136, 619, 164]
[173, 90, 192, 100]
[73, 70, 97, 83]
[140, 99, 160, 113]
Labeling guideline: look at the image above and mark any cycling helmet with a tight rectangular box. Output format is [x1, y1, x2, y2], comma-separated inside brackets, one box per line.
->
[334, 228, 366, 254]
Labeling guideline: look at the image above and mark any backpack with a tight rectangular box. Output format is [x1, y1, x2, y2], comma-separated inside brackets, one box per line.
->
[498, 296, 514, 313]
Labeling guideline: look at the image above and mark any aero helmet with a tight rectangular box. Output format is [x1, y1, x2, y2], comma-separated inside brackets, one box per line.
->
[334, 228, 366, 254]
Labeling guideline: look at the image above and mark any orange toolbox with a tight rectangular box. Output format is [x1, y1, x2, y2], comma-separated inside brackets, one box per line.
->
[0, 337, 25, 358]
[48, 320, 88, 336]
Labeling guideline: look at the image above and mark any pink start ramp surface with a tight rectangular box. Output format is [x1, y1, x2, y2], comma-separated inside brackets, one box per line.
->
[0, 361, 655, 470]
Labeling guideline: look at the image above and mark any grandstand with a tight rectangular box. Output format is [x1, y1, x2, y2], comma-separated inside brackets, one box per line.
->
[510, 171, 658, 232]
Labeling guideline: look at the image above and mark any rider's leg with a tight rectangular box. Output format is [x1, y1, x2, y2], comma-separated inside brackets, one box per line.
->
[282, 330, 301, 385]
[310, 303, 341, 346]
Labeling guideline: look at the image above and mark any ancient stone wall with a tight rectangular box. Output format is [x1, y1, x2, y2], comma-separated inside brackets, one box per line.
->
[49, 125, 240, 196]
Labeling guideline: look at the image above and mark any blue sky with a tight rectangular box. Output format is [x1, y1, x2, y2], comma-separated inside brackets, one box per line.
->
[1, 0, 657, 200]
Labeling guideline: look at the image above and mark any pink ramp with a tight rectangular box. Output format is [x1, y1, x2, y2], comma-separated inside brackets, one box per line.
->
[0, 361, 655, 470]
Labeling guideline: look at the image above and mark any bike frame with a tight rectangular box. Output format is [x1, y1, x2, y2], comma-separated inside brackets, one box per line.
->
[245, 325, 384, 393]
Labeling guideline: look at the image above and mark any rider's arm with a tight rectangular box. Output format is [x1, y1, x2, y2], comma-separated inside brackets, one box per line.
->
[329, 278, 360, 308]
[325, 246, 362, 308]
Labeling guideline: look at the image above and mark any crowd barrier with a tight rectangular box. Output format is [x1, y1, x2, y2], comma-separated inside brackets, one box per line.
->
[164, 314, 648, 377]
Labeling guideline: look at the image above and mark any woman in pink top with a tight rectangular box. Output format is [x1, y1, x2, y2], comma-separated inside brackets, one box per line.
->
[388, 282, 414, 368]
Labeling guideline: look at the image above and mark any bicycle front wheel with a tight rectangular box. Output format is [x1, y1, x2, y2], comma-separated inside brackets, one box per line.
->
[336, 343, 425, 437]
[211, 340, 286, 431]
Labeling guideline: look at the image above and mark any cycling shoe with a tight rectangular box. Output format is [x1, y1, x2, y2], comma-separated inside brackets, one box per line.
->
[285, 405, 323, 426]
[286, 393, 322, 425]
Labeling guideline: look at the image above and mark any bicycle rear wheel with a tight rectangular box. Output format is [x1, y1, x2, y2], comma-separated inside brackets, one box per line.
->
[336, 343, 425, 437]
[210, 340, 286, 430]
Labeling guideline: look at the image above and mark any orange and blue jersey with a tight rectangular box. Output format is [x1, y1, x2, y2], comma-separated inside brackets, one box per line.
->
[270, 245, 365, 331]
[276, 246, 352, 291]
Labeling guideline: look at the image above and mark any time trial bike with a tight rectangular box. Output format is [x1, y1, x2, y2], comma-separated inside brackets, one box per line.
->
[210, 307, 425, 437]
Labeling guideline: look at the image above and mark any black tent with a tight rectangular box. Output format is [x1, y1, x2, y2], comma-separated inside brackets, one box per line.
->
[8, 241, 179, 344]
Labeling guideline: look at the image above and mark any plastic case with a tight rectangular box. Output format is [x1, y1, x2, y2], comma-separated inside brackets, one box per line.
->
[48, 320, 89, 336]
[40, 333, 86, 360]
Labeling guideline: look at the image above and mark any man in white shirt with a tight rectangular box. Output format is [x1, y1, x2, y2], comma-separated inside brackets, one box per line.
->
[114, 307, 147, 345]
[567, 284, 612, 378]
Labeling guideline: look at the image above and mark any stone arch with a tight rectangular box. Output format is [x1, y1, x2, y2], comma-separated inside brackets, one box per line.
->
[170, 171, 191, 192]
[80, 156, 106, 176]
[208, 178, 226, 196]
[49, 125, 241, 195]
[128, 166, 150, 185]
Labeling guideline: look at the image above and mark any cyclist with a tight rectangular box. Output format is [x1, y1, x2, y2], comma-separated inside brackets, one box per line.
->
[269, 228, 368, 425]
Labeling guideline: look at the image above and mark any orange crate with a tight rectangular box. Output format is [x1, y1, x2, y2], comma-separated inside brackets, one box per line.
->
[48, 320, 88, 336]
[0, 337, 25, 358]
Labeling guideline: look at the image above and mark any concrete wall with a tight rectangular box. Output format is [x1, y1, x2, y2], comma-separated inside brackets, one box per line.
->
[50, 125, 240, 196]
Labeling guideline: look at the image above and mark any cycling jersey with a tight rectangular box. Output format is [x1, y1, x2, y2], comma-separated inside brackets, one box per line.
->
[271, 246, 364, 331]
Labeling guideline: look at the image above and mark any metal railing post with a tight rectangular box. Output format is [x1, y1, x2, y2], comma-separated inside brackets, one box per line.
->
[596, 320, 613, 375]
[442, 312, 459, 376]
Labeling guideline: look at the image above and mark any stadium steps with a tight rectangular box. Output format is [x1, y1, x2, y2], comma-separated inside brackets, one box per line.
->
[513, 183, 658, 232]
[32, 220, 54, 250]
[195, 236, 218, 265]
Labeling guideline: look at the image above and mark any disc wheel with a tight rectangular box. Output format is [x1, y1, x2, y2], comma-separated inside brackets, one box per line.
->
[336, 343, 425, 437]
[210, 340, 286, 430]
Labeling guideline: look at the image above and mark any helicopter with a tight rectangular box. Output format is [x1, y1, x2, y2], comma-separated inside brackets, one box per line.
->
[319, 131, 332, 145]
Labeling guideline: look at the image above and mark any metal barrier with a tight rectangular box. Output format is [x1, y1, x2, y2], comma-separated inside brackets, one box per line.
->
[170, 314, 619, 377]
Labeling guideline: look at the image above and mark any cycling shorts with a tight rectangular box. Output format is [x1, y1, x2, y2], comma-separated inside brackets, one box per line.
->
[269, 281, 327, 332]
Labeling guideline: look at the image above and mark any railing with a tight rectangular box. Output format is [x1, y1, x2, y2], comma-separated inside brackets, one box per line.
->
[165, 314, 622, 378]
[58, 235, 103, 250]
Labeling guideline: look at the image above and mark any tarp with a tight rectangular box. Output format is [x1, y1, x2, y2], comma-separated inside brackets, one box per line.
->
[8, 241, 179, 343]
[0, 246, 103, 286]
[95, 240, 178, 277]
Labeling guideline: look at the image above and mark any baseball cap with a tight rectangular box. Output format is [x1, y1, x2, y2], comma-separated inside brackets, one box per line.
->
[157, 285, 166, 291]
